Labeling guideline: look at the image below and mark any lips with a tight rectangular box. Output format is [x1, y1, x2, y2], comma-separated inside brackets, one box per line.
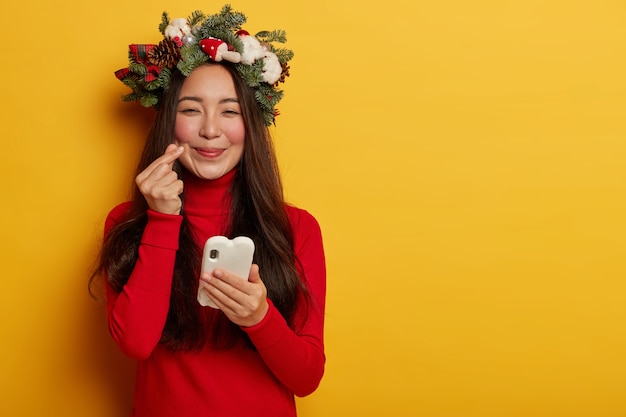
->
[195, 147, 225, 158]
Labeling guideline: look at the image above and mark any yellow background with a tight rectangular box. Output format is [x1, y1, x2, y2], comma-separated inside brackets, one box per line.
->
[1, 0, 625, 416]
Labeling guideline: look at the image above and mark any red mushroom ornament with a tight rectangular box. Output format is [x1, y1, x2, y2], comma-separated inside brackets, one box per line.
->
[199, 37, 241, 63]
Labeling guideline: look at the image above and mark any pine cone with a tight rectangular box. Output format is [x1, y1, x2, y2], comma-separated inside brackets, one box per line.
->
[274, 63, 291, 86]
[148, 39, 180, 68]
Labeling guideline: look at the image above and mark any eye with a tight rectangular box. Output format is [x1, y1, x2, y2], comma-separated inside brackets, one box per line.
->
[179, 107, 200, 114]
[222, 109, 241, 117]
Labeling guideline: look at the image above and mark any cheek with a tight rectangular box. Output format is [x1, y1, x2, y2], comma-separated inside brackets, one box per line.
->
[174, 119, 194, 144]
[226, 124, 246, 146]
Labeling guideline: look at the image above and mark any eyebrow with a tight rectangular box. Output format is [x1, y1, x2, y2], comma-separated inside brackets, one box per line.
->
[177, 96, 240, 104]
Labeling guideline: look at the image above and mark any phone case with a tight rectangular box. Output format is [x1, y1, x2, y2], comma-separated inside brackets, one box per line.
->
[197, 236, 255, 309]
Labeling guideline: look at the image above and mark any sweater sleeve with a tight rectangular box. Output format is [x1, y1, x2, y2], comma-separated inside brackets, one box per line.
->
[242, 208, 327, 397]
[104, 203, 183, 360]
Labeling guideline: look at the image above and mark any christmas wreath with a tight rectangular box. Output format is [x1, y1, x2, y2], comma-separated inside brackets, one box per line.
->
[115, 4, 293, 126]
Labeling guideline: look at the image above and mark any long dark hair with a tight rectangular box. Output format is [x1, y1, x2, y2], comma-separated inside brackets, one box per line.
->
[91, 63, 306, 350]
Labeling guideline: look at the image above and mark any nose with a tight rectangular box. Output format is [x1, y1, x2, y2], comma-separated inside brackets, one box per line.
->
[199, 114, 220, 139]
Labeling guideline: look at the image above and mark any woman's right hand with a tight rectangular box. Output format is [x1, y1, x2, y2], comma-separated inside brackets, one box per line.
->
[135, 144, 185, 215]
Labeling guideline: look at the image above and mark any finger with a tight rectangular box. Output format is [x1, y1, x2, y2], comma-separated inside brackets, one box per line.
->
[164, 143, 179, 153]
[199, 271, 212, 285]
[247, 264, 261, 283]
[136, 169, 182, 197]
[201, 278, 241, 311]
[201, 270, 268, 326]
[212, 270, 261, 308]
[148, 144, 183, 173]
[213, 268, 266, 308]
[152, 177, 184, 199]
[146, 145, 184, 176]
[212, 269, 254, 293]
[136, 161, 183, 197]
[211, 269, 247, 292]
[136, 145, 184, 183]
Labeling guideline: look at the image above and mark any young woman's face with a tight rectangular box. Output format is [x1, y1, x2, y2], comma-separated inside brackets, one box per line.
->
[174, 64, 245, 180]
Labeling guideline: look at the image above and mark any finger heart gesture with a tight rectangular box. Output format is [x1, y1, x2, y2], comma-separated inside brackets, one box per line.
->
[136, 144, 185, 215]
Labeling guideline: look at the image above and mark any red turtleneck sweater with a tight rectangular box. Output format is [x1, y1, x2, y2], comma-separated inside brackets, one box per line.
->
[104, 169, 326, 417]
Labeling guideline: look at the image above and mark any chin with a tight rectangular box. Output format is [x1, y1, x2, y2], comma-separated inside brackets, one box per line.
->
[197, 167, 232, 180]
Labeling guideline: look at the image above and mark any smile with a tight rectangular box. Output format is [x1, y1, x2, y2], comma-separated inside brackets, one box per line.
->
[195, 147, 225, 158]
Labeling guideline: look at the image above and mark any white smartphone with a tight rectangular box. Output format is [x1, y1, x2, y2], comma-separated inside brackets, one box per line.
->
[197, 236, 255, 309]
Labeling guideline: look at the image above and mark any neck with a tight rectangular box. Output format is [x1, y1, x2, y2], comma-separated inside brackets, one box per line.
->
[182, 168, 237, 213]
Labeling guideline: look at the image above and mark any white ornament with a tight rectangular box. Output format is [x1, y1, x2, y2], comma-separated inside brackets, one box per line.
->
[238, 33, 265, 65]
[261, 51, 282, 84]
[164, 18, 191, 40]
[182, 34, 196, 45]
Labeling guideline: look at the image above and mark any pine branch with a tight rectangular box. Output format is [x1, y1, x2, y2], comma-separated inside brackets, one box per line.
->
[236, 61, 264, 87]
[177, 47, 208, 76]
[255, 85, 283, 111]
[187, 10, 204, 26]
[127, 49, 137, 64]
[273, 48, 294, 64]
[140, 93, 158, 107]
[121, 76, 139, 90]
[219, 4, 247, 28]
[256, 30, 287, 44]
[129, 62, 147, 76]
[157, 67, 172, 89]
[122, 92, 140, 102]
[158, 12, 170, 35]
[203, 4, 246, 32]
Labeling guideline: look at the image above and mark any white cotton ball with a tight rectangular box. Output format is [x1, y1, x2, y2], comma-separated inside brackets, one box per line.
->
[239, 35, 265, 65]
[165, 18, 191, 40]
[262, 52, 282, 84]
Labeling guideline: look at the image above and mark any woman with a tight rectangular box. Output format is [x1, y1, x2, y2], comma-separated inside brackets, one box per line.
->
[92, 6, 326, 417]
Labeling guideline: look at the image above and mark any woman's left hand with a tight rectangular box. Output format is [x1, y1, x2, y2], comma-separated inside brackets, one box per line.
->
[199, 264, 269, 327]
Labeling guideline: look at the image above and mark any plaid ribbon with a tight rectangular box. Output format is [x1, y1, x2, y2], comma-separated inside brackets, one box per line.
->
[115, 44, 162, 83]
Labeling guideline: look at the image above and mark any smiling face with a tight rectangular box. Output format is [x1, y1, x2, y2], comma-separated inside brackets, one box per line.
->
[174, 64, 246, 180]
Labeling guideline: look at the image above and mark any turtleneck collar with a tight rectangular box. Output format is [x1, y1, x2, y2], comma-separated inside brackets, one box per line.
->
[182, 167, 236, 214]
